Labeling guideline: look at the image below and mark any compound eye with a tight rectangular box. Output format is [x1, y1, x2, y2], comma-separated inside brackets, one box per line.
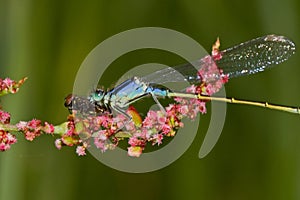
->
[64, 94, 74, 108]
[92, 89, 105, 101]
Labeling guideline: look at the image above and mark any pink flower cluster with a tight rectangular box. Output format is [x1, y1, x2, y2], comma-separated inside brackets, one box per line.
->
[0, 130, 17, 151]
[0, 110, 17, 151]
[59, 38, 230, 157]
[126, 109, 182, 157]
[64, 96, 208, 157]
[0, 110, 10, 124]
[55, 114, 125, 156]
[90, 114, 123, 152]
[0, 77, 27, 96]
[62, 106, 188, 157]
[17, 119, 54, 141]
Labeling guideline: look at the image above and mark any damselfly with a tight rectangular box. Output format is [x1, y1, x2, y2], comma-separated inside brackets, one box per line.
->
[65, 35, 297, 117]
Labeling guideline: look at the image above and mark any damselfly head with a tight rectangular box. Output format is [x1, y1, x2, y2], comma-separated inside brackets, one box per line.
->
[64, 94, 89, 114]
[65, 93, 104, 115]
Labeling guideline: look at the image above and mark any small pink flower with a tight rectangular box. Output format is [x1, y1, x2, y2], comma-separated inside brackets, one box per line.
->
[25, 130, 38, 141]
[161, 124, 171, 135]
[173, 97, 183, 103]
[55, 139, 62, 150]
[0, 110, 10, 124]
[2, 78, 14, 88]
[152, 133, 163, 145]
[198, 102, 207, 114]
[94, 138, 107, 152]
[204, 84, 213, 96]
[76, 145, 86, 156]
[222, 74, 229, 83]
[125, 121, 136, 131]
[43, 122, 54, 134]
[186, 85, 197, 93]
[166, 104, 177, 116]
[178, 105, 189, 115]
[16, 121, 27, 130]
[93, 130, 109, 152]
[95, 130, 107, 141]
[127, 146, 143, 157]
[147, 110, 157, 119]
[66, 127, 75, 136]
[128, 136, 145, 147]
[142, 110, 159, 128]
[128, 137, 138, 146]
[7, 133, 17, 144]
[157, 115, 166, 125]
[99, 115, 112, 128]
[27, 119, 41, 129]
[0, 142, 10, 151]
[114, 114, 127, 128]
[212, 52, 222, 61]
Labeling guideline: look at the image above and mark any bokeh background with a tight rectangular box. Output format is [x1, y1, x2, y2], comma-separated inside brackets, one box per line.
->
[0, 0, 300, 200]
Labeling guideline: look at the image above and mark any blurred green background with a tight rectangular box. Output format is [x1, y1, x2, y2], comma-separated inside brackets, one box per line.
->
[0, 0, 300, 200]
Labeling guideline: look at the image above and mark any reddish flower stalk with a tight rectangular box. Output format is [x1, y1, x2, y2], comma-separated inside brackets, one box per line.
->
[0, 38, 229, 157]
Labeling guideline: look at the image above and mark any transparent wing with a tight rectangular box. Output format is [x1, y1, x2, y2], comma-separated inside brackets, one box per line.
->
[216, 35, 296, 78]
[141, 35, 296, 84]
[140, 60, 202, 84]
